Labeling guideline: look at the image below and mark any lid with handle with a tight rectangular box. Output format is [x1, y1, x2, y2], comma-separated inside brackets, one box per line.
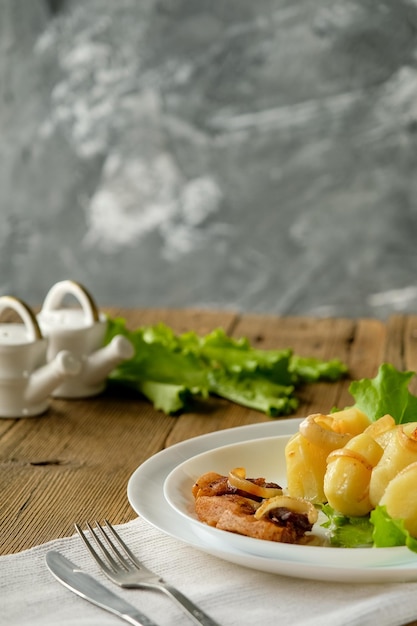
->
[37, 280, 103, 332]
[0, 296, 43, 346]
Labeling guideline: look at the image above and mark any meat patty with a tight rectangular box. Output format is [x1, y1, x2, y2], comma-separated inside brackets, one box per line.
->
[192, 472, 232, 498]
[195, 494, 299, 543]
[192, 471, 314, 544]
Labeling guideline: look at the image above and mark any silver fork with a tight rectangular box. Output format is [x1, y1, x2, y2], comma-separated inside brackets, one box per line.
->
[75, 521, 221, 626]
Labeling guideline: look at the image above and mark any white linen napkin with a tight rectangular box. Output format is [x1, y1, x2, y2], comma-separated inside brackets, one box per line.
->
[2, 516, 417, 626]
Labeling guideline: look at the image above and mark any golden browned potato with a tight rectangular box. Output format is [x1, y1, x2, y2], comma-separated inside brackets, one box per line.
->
[285, 407, 370, 503]
[363, 414, 396, 449]
[324, 432, 383, 516]
[369, 422, 417, 507]
[329, 406, 372, 436]
[379, 461, 417, 537]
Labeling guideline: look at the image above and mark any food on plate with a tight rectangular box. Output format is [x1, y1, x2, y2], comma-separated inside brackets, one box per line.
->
[318, 419, 417, 519]
[191, 365, 417, 550]
[364, 413, 397, 447]
[191, 415, 417, 548]
[287, 410, 417, 518]
[285, 407, 371, 503]
[379, 461, 417, 537]
[320, 415, 397, 517]
[324, 431, 384, 516]
[369, 422, 417, 507]
[192, 470, 318, 544]
[290, 403, 417, 548]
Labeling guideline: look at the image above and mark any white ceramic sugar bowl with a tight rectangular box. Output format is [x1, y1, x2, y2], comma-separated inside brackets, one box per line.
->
[0, 296, 81, 417]
[37, 280, 134, 398]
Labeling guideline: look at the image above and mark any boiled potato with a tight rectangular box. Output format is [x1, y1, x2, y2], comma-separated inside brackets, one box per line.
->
[379, 461, 417, 537]
[329, 406, 372, 436]
[369, 422, 417, 507]
[363, 414, 396, 449]
[324, 432, 383, 516]
[285, 408, 370, 503]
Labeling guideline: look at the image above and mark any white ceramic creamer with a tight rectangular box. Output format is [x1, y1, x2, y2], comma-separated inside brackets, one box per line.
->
[37, 280, 134, 398]
[0, 296, 81, 417]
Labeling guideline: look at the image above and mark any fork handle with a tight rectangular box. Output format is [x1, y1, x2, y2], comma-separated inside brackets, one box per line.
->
[160, 584, 221, 626]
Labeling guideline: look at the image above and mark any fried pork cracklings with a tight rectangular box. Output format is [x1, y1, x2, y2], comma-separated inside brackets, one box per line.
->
[192, 469, 317, 544]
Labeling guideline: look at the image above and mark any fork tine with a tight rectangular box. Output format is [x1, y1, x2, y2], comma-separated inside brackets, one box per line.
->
[104, 519, 148, 571]
[75, 522, 123, 574]
[88, 521, 126, 571]
[93, 521, 130, 571]
[74, 523, 114, 574]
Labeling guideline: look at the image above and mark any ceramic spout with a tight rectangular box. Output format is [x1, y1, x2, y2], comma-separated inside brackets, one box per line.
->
[82, 335, 134, 386]
[24, 350, 81, 405]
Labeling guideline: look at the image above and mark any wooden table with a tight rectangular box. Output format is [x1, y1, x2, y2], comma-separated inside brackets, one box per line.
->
[2, 308, 417, 609]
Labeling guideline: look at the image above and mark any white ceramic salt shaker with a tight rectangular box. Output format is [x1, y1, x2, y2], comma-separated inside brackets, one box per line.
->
[37, 280, 134, 398]
[0, 295, 81, 417]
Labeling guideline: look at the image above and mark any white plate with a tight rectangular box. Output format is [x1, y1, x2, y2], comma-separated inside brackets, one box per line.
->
[127, 419, 417, 583]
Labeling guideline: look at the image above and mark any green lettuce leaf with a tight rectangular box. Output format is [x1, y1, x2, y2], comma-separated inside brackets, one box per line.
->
[371, 506, 417, 552]
[104, 317, 347, 416]
[349, 363, 417, 424]
[289, 355, 348, 383]
[190, 328, 294, 383]
[320, 504, 374, 548]
[137, 380, 198, 415]
[321, 504, 417, 552]
[208, 370, 298, 417]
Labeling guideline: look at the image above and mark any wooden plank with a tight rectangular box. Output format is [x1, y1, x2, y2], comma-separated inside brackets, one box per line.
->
[336, 317, 387, 409]
[0, 391, 173, 552]
[404, 315, 417, 395]
[166, 397, 269, 447]
[384, 314, 406, 370]
[103, 306, 239, 335]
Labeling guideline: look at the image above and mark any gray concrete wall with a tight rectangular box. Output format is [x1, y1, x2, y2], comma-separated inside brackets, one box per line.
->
[2, 0, 417, 319]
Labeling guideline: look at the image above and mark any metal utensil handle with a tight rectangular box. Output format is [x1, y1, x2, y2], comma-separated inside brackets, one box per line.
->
[162, 584, 221, 626]
[40, 280, 100, 325]
[0, 295, 42, 341]
[45, 551, 160, 626]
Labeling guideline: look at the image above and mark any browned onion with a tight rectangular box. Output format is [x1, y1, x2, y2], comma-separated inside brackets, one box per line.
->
[228, 467, 283, 499]
[254, 495, 318, 524]
[398, 423, 417, 451]
[299, 414, 352, 449]
[326, 447, 374, 471]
